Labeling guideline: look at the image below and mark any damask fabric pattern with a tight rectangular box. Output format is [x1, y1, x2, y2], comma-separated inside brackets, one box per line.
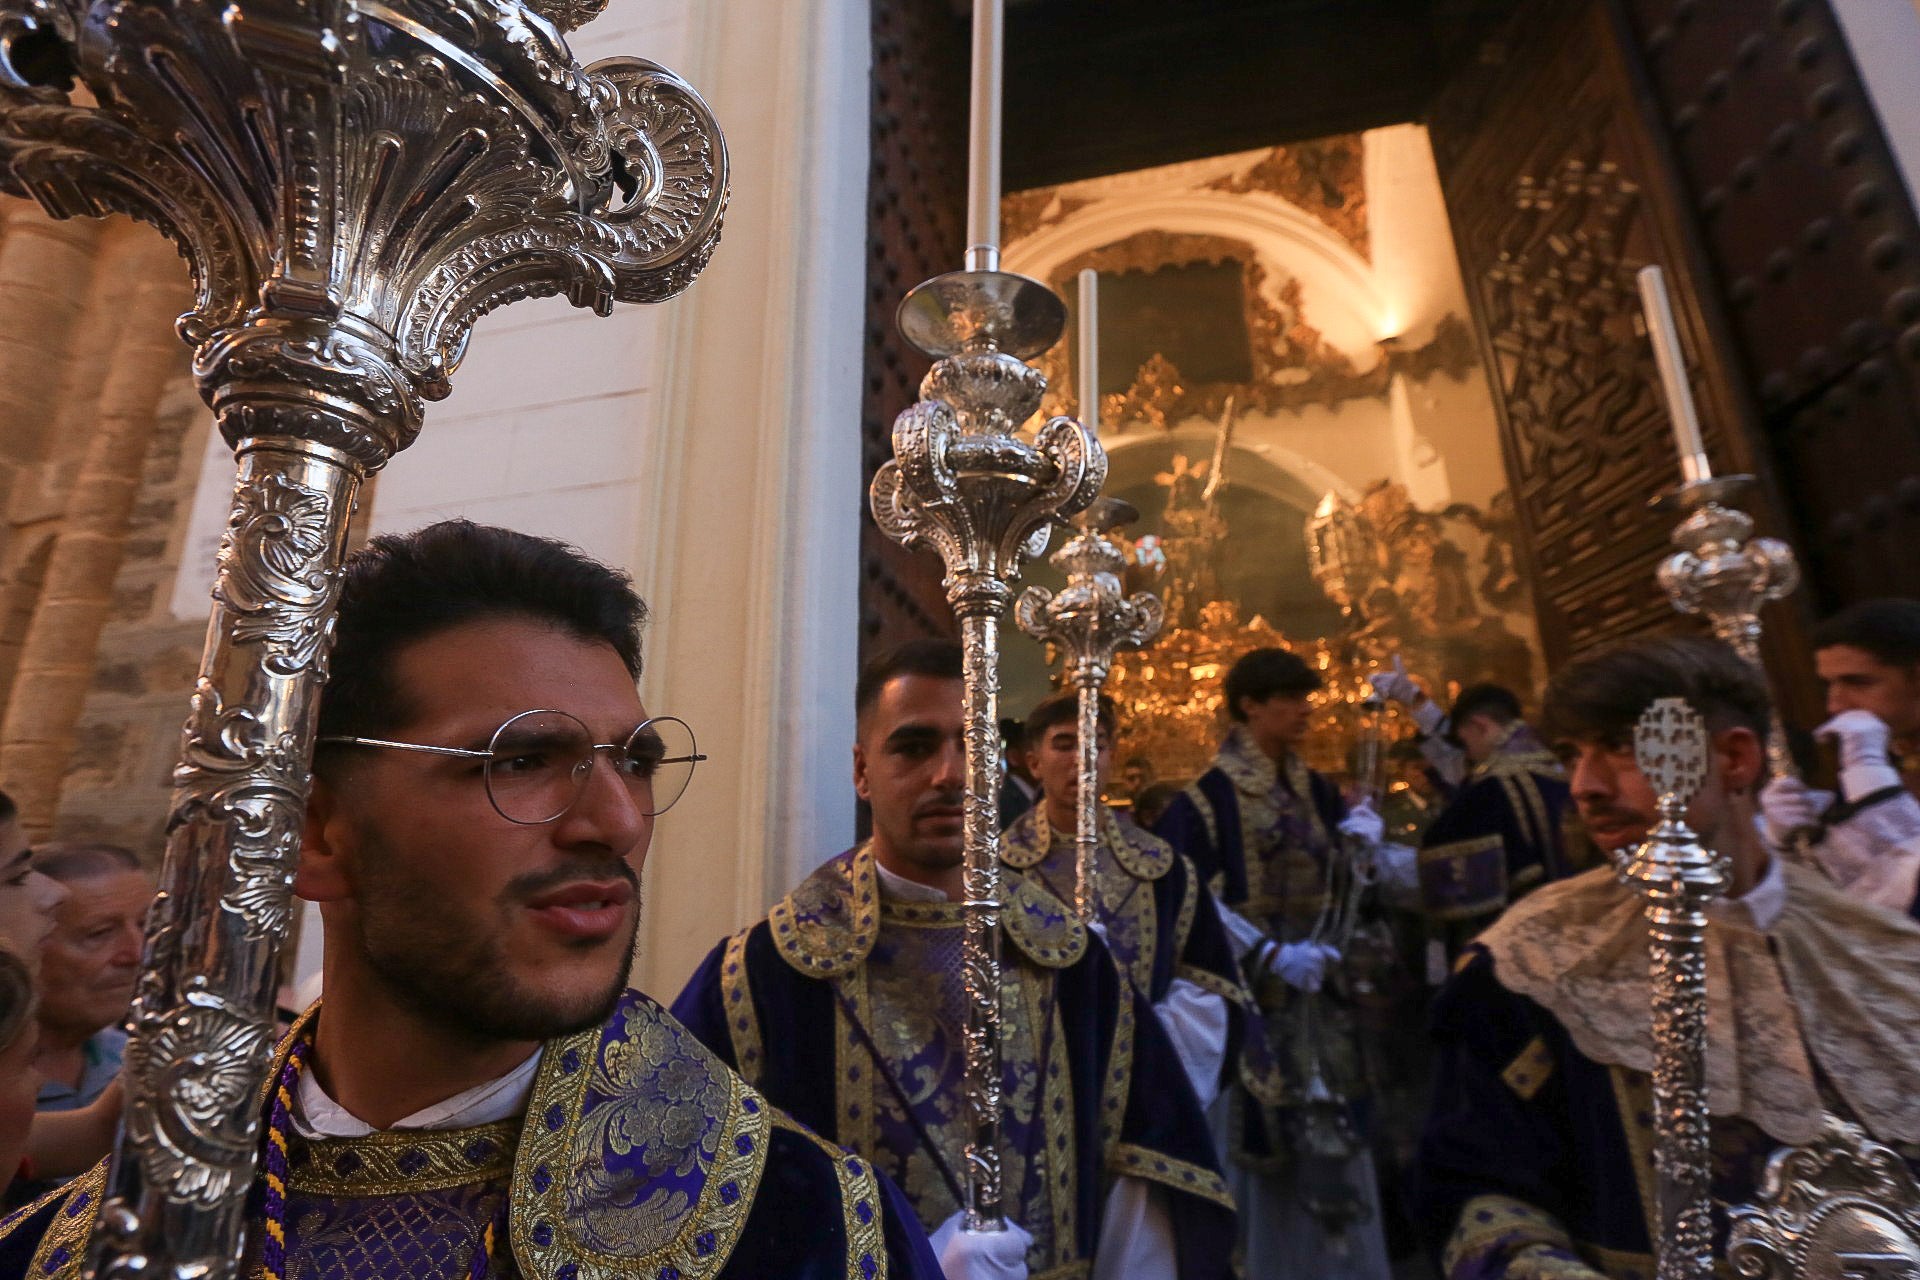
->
[1152, 730, 1366, 1118]
[1001, 805, 1268, 1109]
[670, 845, 1238, 1280]
[0, 993, 943, 1280]
[1417, 724, 1572, 951]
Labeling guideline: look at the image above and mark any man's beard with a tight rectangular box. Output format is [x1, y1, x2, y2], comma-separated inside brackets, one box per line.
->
[349, 831, 640, 1044]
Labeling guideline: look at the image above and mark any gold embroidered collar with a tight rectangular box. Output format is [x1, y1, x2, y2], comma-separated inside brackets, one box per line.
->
[1469, 722, 1566, 784]
[1212, 724, 1316, 804]
[772, 843, 1088, 975]
[1002, 806, 1173, 882]
[1477, 861, 1920, 1146]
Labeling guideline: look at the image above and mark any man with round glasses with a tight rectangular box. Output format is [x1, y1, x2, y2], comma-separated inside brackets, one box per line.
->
[0, 520, 940, 1280]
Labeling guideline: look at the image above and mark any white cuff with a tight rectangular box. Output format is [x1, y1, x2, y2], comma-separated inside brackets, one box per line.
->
[1090, 1179, 1176, 1280]
[1153, 979, 1230, 1111]
[1840, 762, 1906, 802]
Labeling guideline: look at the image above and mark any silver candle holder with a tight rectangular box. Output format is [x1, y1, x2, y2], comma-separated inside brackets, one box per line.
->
[0, 2, 726, 1273]
[871, 265, 1103, 1229]
[1016, 496, 1164, 921]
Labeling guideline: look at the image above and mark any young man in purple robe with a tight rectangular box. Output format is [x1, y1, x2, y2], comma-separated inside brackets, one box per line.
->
[673, 640, 1237, 1280]
[1417, 635, 1920, 1279]
[0, 521, 941, 1280]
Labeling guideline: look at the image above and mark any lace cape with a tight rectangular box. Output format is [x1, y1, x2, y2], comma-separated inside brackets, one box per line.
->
[1477, 861, 1920, 1145]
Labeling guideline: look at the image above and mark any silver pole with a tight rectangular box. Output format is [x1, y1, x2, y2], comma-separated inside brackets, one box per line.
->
[0, 4, 728, 1273]
[1016, 498, 1163, 921]
[874, 267, 1102, 1225]
[1625, 698, 1723, 1280]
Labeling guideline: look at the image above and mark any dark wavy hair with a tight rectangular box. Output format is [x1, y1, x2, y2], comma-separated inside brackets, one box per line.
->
[1023, 690, 1117, 750]
[1223, 648, 1321, 722]
[1541, 635, 1770, 748]
[1812, 598, 1920, 667]
[315, 520, 648, 742]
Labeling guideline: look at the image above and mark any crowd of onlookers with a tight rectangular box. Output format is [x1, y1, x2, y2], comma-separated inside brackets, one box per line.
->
[0, 789, 151, 1205]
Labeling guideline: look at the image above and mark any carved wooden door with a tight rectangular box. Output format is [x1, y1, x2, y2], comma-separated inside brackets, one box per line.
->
[1428, 0, 1784, 667]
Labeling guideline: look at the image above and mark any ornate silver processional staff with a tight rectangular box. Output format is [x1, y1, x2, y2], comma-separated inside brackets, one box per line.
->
[1625, 699, 1724, 1280]
[1015, 271, 1163, 922]
[868, 0, 1103, 1229]
[0, 2, 727, 1274]
[1634, 269, 1799, 1280]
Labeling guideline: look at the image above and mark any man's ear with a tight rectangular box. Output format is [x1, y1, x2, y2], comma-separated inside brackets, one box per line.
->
[1713, 725, 1766, 795]
[852, 741, 871, 803]
[295, 773, 355, 903]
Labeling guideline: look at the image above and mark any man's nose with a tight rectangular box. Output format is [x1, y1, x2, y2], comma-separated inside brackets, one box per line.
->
[555, 751, 650, 852]
[1826, 687, 1852, 716]
[112, 922, 144, 969]
[1569, 752, 1613, 801]
[933, 739, 966, 790]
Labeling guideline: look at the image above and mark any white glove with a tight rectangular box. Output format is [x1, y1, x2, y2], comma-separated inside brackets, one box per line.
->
[1368, 656, 1421, 706]
[1819, 710, 1901, 799]
[1271, 941, 1341, 993]
[931, 1214, 1033, 1280]
[1338, 800, 1384, 845]
[1759, 775, 1832, 841]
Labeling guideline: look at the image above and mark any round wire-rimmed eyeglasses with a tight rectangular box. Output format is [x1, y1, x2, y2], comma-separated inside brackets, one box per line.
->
[317, 710, 705, 824]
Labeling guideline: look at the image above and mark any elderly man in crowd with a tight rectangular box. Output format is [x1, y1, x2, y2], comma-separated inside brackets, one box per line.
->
[27, 843, 148, 1113]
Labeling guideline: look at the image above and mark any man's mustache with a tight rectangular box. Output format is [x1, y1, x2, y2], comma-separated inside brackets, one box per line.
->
[508, 859, 641, 900]
[914, 790, 964, 817]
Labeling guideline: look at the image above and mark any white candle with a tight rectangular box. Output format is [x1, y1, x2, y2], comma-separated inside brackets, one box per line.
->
[964, 0, 1003, 273]
[1636, 265, 1712, 485]
[1078, 268, 1099, 434]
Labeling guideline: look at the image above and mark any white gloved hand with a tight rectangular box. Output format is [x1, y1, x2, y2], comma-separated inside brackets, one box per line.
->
[1272, 941, 1341, 994]
[930, 1214, 1033, 1280]
[1819, 710, 1901, 799]
[1338, 800, 1385, 845]
[1759, 774, 1833, 840]
[1368, 656, 1421, 706]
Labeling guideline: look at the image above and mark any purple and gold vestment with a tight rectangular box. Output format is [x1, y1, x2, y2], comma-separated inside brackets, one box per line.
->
[0, 990, 942, 1280]
[672, 845, 1239, 1280]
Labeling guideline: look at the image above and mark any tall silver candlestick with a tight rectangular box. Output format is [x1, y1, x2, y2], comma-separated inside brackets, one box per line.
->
[1016, 497, 1163, 921]
[872, 0, 1100, 1230]
[0, 3, 726, 1274]
[1625, 698, 1724, 1280]
[1656, 480, 1801, 784]
[874, 272, 1102, 1228]
[1638, 267, 1803, 784]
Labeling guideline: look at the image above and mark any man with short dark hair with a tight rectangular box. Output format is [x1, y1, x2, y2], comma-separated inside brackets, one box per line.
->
[674, 639, 1236, 1280]
[1761, 597, 1920, 913]
[1375, 677, 1571, 953]
[1153, 646, 1395, 1280]
[1416, 635, 1920, 1280]
[1002, 690, 1258, 1112]
[28, 843, 147, 1113]
[0, 520, 941, 1280]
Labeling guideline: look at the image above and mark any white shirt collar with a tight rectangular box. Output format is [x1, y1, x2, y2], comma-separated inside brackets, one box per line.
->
[1708, 852, 1786, 932]
[292, 1046, 544, 1140]
[873, 856, 952, 903]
